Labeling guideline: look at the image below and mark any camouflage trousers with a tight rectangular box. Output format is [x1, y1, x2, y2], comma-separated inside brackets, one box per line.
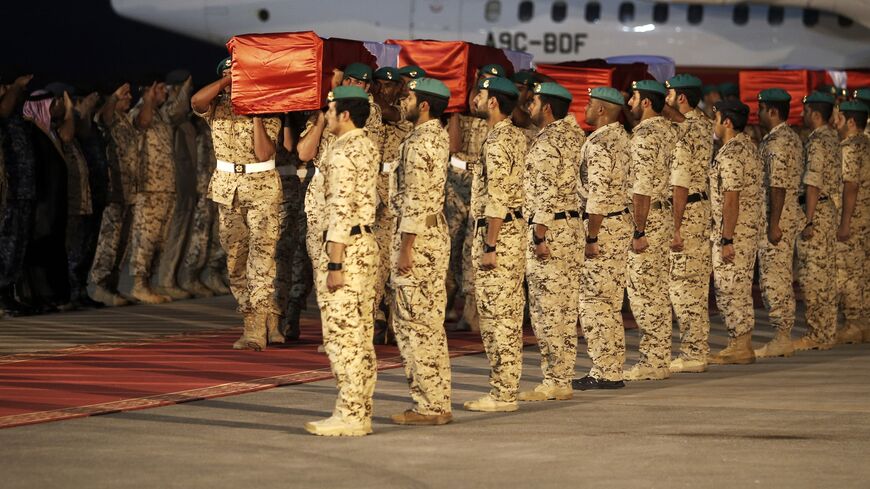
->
[178, 196, 221, 287]
[304, 173, 325, 272]
[669, 201, 712, 361]
[473, 218, 526, 402]
[627, 208, 673, 370]
[129, 192, 176, 278]
[758, 224, 800, 334]
[275, 192, 299, 318]
[217, 188, 281, 316]
[445, 167, 471, 307]
[315, 233, 378, 424]
[579, 213, 631, 381]
[156, 193, 195, 288]
[835, 223, 866, 325]
[711, 225, 758, 338]
[389, 217, 452, 415]
[0, 199, 34, 288]
[90, 202, 134, 289]
[796, 202, 837, 343]
[525, 217, 582, 388]
[372, 202, 394, 323]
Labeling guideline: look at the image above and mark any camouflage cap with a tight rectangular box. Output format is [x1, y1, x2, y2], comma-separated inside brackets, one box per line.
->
[328, 85, 369, 102]
[216, 56, 232, 76]
[838, 100, 869, 114]
[758, 88, 791, 103]
[374, 67, 400, 82]
[665, 74, 702, 89]
[532, 82, 573, 102]
[479, 64, 506, 77]
[399, 65, 426, 79]
[510, 70, 537, 87]
[803, 91, 835, 105]
[478, 76, 519, 98]
[632, 79, 667, 95]
[344, 62, 373, 82]
[719, 82, 739, 97]
[588, 86, 624, 106]
[409, 77, 451, 100]
[853, 87, 870, 103]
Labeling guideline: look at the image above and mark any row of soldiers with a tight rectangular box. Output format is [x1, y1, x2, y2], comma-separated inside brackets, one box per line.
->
[191, 55, 870, 436]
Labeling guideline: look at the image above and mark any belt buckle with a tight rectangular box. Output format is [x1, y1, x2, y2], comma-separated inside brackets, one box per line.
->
[234, 164, 245, 174]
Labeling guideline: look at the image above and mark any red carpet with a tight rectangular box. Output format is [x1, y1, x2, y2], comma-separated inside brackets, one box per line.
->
[0, 318, 536, 429]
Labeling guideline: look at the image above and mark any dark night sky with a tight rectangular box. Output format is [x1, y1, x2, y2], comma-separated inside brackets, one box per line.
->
[1, 1, 226, 93]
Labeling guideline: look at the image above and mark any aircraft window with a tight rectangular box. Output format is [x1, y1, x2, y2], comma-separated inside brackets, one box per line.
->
[838, 15, 853, 27]
[585, 2, 601, 23]
[552, 1, 567, 22]
[485, 0, 501, 22]
[653, 3, 669, 23]
[687, 4, 703, 25]
[803, 8, 819, 27]
[619, 2, 635, 24]
[767, 6, 784, 25]
[519, 0, 533, 22]
[258, 8, 269, 22]
[733, 3, 749, 25]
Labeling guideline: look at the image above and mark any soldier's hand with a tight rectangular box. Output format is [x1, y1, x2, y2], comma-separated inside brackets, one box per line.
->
[767, 224, 782, 246]
[632, 236, 648, 254]
[801, 222, 814, 241]
[327, 270, 345, 292]
[142, 82, 157, 104]
[534, 241, 550, 260]
[113, 83, 131, 100]
[584, 242, 599, 259]
[62, 91, 74, 113]
[837, 223, 850, 242]
[77, 92, 99, 114]
[481, 250, 498, 270]
[14, 74, 34, 89]
[670, 230, 684, 252]
[398, 248, 414, 275]
[721, 243, 735, 264]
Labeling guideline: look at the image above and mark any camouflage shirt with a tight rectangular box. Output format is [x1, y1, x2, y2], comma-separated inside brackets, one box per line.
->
[0, 114, 37, 200]
[630, 115, 678, 205]
[323, 127, 378, 244]
[670, 108, 713, 195]
[802, 125, 842, 210]
[580, 121, 631, 216]
[107, 112, 142, 204]
[471, 118, 528, 219]
[62, 140, 92, 215]
[395, 118, 449, 235]
[525, 115, 585, 227]
[454, 114, 488, 166]
[131, 87, 190, 193]
[840, 133, 870, 227]
[382, 113, 412, 164]
[709, 132, 764, 236]
[759, 122, 803, 230]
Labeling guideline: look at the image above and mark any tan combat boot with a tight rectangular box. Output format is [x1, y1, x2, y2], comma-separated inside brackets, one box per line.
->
[792, 335, 833, 351]
[390, 410, 453, 426]
[266, 313, 286, 345]
[835, 321, 863, 345]
[708, 333, 756, 365]
[518, 383, 574, 401]
[623, 363, 671, 381]
[304, 415, 372, 436]
[90, 285, 130, 307]
[669, 356, 707, 374]
[233, 313, 267, 351]
[463, 395, 518, 412]
[130, 277, 170, 304]
[754, 331, 795, 358]
[153, 284, 192, 301]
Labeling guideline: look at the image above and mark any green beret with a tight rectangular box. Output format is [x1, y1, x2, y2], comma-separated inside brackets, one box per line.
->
[327, 85, 369, 102]
[632, 80, 666, 95]
[702, 85, 720, 96]
[532, 82, 573, 102]
[510, 70, 536, 87]
[374, 67, 400, 82]
[216, 57, 232, 76]
[853, 88, 870, 103]
[399, 66, 426, 79]
[758, 88, 791, 103]
[344, 63, 373, 82]
[817, 84, 838, 96]
[588, 86, 624, 106]
[719, 82, 739, 97]
[838, 100, 869, 114]
[803, 91, 835, 105]
[479, 64, 506, 77]
[478, 76, 519, 98]
[409, 77, 451, 100]
[666, 74, 702, 90]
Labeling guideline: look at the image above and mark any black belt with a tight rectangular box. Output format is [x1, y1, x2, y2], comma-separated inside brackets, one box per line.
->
[554, 210, 581, 220]
[798, 195, 829, 205]
[476, 210, 524, 229]
[669, 191, 708, 205]
[322, 225, 372, 241]
[582, 208, 629, 220]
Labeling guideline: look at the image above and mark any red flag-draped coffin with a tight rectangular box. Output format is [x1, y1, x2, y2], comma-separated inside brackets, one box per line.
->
[535, 64, 615, 131]
[387, 40, 514, 112]
[738, 70, 819, 125]
[847, 70, 870, 90]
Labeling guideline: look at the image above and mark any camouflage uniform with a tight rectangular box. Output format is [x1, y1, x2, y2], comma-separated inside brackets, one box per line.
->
[578, 122, 632, 382]
[796, 125, 841, 345]
[390, 118, 452, 415]
[273, 131, 302, 324]
[709, 132, 764, 338]
[836, 133, 870, 330]
[669, 109, 713, 362]
[196, 95, 282, 315]
[757, 122, 804, 335]
[524, 116, 585, 388]
[316, 127, 379, 424]
[61, 138, 93, 299]
[471, 118, 528, 401]
[0, 115, 37, 292]
[627, 116, 678, 370]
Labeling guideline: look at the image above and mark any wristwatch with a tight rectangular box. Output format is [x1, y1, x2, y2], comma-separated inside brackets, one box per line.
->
[633, 230, 646, 239]
[327, 262, 343, 271]
[720, 237, 734, 246]
[586, 235, 598, 244]
[532, 234, 546, 245]
[483, 243, 497, 253]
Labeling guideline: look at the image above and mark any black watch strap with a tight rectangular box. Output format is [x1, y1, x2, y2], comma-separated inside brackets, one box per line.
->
[721, 237, 734, 246]
[532, 234, 546, 245]
[633, 230, 646, 239]
[327, 262, 343, 271]
[586, 236, 598, 244]
[483, 243, 497, 253]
